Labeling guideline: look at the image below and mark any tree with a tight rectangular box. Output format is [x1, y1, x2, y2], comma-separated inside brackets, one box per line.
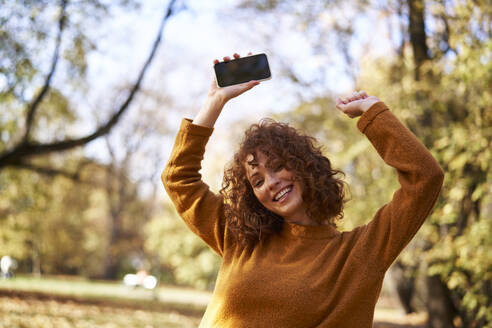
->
[0, 0, 179, 175]
[100, 103, 168, 279]
[1, 0, 192, 282]
[0, 158, 107, 276]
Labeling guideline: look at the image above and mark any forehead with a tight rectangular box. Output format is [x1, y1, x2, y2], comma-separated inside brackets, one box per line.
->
[245, 150, 269, 164]
[244, 151, 268, 175]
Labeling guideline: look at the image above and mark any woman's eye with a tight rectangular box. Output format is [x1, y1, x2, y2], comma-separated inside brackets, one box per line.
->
[254, 180, 263, 187]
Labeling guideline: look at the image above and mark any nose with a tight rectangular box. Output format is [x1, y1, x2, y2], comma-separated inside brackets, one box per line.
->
[265, 171, 280, 190]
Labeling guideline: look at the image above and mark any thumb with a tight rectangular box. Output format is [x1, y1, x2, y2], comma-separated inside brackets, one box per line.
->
[241, 80, 260, 92]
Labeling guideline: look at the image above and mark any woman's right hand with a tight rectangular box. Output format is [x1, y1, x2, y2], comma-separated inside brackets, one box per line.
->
[207, 52, 260, 105]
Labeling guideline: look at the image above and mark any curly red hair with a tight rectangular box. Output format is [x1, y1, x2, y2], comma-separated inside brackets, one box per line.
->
[220, 118, 349, 248]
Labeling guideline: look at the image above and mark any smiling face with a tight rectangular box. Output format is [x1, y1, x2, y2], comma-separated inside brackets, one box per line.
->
[244, 151, 311, 225]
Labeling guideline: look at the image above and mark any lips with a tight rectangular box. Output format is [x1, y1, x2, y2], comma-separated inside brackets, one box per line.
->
[273, 185, 293, 202]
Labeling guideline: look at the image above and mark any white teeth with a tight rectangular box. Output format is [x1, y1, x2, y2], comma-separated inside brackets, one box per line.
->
[274, 186, 292, 201]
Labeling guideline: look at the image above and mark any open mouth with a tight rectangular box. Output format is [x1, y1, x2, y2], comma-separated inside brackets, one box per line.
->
[273, 185, 293, 202]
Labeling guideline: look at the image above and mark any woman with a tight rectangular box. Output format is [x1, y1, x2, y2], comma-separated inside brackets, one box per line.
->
[162, 53, 444, 327]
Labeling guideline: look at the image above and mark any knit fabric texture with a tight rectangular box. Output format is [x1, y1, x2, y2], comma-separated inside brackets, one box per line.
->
[162, 102, 445, 327]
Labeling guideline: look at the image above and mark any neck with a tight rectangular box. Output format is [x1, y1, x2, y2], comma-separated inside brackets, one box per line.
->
[285, 211, 318, 226]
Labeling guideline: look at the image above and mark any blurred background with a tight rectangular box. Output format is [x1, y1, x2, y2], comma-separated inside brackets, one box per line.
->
[0, 0, 490, 327]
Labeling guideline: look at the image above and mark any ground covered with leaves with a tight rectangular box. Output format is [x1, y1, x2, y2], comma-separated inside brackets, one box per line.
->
[0, 290, 427, 328]
[0, 293, 201, 328]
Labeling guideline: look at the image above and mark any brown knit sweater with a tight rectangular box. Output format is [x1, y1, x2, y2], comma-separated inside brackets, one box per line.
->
[162, 102, 444, 327]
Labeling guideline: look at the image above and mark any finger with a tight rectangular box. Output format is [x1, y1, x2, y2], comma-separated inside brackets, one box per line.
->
[248, 52, 252, 56]
[336, 97, 345, 108]
[213, 59, 219, 64]
[336, 105, 346, 112]
[223, 56, 231, 62]
[349, 92, 358, 101]
[360, 90, 368, 99]
[233, 53, 240, 59]
[237, 80, 259, 93]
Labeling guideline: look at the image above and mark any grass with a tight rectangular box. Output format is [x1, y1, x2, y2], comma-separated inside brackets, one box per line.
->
[0, 274, 210, 313]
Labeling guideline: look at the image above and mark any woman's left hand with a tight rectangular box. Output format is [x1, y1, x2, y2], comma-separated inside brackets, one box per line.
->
[336, 91, 380, 118]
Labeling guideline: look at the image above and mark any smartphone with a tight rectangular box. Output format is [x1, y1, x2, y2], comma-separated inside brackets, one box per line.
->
[214, 53, 272, 88]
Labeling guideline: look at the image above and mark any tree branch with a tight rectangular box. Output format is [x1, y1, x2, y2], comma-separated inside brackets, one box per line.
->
[0, 0, 178, 169]
[23, 0, 68, 141]
[15, 162, 81, 182]
[439, 12, 456, 55]
[13, 159, 105, 186]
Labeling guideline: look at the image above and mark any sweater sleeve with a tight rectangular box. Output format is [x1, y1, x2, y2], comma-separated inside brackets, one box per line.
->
[353, 102, 445, 273]
[161, 118, 227, 257]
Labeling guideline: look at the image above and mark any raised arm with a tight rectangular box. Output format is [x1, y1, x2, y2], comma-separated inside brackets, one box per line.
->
[162, 53, 260, 256]
[337, 91, 445, 273]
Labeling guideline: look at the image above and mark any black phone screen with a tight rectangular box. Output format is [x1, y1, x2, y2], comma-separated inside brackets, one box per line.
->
[214, 54, 271, 87]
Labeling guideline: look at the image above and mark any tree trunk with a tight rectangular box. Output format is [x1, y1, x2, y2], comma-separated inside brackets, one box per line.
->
[407, 0, 430, 81]
[103, 221, 121, 280]
[32, 244, 41, 278]
[424, 274, 458, 328]
[390, 260, 417, 314]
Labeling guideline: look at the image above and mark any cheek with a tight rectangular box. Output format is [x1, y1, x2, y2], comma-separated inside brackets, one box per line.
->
[280, 169, 295, 181]
[295, 180, 305, 198]
[253, 189, 270, 206]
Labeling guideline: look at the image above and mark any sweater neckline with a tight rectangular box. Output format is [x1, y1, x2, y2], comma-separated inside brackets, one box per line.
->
[281, 221, 340, 239]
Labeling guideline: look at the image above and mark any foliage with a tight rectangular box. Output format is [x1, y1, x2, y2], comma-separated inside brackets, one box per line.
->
[0, 163, 100, 274]
[144, 204, 222, 291]
[0, 157, 151, 278]
[357, 21, 491, 328]
[0, 0, 172, 282]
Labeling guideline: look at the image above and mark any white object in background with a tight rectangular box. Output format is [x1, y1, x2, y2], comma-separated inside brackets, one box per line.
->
[123, 272, 157, 290]
[1, 256, 16, 278]
[123, 273, 139, 287]
[143, 275, 158, 289]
